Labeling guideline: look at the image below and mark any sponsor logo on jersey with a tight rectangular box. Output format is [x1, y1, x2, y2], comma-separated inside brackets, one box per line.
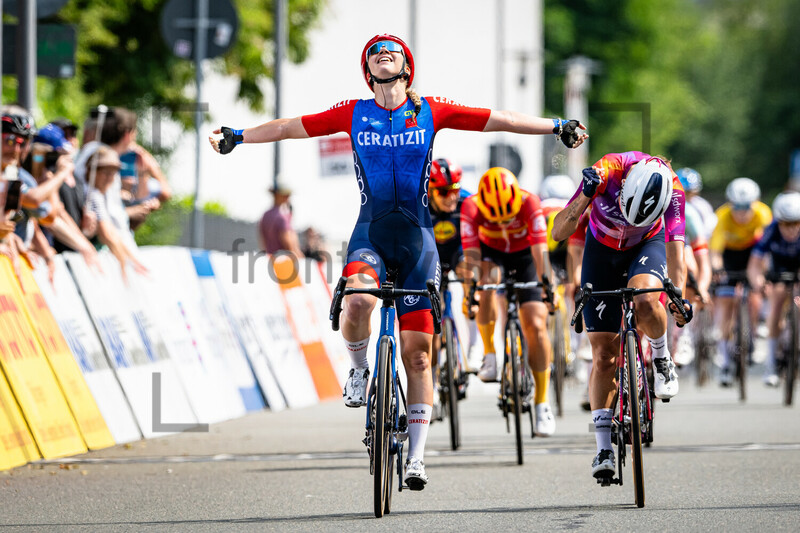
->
[404, 295, 421, 306]
[433, 220, 457, 243]
[432, 96, 467, 107]
[405, 116, 417, 128]
[359, 253, 377, 265]
[356, 129, 427, 147]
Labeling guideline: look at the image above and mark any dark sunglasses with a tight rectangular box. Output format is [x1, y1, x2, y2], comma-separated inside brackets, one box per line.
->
[2, 133, 28, 147]
[732, 202, 752, 212]
[366, 40, 404, 59]
[433, 184, 461, 196]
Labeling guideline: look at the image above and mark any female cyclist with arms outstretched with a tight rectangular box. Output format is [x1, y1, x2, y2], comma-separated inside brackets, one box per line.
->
[210, 34, 586, 489]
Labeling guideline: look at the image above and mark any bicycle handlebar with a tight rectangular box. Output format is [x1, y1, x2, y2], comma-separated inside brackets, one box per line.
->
[329, 277, 442, 335]
[466, 277, 555, 318]
[570, 278, 690, 334]
[766, 271, 800, 284]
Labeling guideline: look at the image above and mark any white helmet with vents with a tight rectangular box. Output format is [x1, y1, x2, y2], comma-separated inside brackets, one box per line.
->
[619, 157, 674, 227]
[772, 192, 800, 223]
[539, 174, 576, 200]
[725, 177, 760, 207]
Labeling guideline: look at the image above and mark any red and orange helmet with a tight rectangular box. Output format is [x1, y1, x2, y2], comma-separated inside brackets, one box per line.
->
[476, 167, 523, 223]
[429, 158, 462, 190]
[360, 34, 414, 91]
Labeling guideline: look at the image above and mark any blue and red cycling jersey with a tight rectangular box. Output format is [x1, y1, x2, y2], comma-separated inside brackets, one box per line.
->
[753, 221, 800, 272]
[567, 151, 686, 251]
[300, 96, 491, 332]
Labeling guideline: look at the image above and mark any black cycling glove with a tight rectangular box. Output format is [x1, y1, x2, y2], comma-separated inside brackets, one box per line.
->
[552, 119, 582, 148]
[218, 127, 244, 154]
[581, 168, 601, 198]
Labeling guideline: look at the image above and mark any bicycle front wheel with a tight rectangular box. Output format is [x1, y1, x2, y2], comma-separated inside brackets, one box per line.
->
[784, 298, 798, 406]
[373, 337, 393, 518]
[736, 298, 749, 402]
[625, 330, 645, 508]
[443, 318, 461, 450]
[552, 308, 566, 418]
[508, 321, 524, 465]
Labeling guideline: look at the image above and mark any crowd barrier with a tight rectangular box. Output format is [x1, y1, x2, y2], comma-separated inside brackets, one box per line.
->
[0, 246, 349, 470]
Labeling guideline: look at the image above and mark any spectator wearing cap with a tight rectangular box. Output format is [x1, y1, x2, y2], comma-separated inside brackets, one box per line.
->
[34, 123, 98, 252]
[259, 181, 304, 258]
[51, 118, 79, 150]
[85, 145, 147, 280]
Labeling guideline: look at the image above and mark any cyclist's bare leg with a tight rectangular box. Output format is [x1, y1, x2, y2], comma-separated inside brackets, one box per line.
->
[519, 301, 551, 373]
[588, 332, 619, 410]
[341, 273, 378, 342]
[629, 273, 667, 340]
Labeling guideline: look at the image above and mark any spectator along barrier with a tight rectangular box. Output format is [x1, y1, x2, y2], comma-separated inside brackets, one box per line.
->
[0, 247, 347, 470]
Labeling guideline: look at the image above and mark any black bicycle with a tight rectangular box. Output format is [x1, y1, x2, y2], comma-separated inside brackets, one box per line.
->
[767, 271, 800, 406]
[469, 275, 553, 465]
[435, 273, 471, 451]
[330, 272, 441, 518]
[571, 278, 689, 508]
[720, 271, 752, 401]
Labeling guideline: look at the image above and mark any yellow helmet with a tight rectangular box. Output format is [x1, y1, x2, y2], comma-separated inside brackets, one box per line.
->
[476, 167, 523, 222]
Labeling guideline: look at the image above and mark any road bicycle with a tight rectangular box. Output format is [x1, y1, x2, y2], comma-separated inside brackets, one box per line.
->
[330, 271, 441, 518]
[766, 271, 800, 406]
[469, 275, 553, 465]
[720, 271, 752, 401]
[548, 270, 570, 418]
[434, 272, 472, 451]
[571, 278, 689, 508]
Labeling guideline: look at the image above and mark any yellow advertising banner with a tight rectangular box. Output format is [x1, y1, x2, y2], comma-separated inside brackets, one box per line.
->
[0, 367, 39, 470]
[0, 258, 87, 459]
[273, 256, 340, 400]
[17, 261, 114, 450]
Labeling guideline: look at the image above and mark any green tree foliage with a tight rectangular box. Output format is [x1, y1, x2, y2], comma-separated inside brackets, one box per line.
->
[544, 0, 799, 197]
[7, 0, 325, 127]
[134, 195, 228, 246]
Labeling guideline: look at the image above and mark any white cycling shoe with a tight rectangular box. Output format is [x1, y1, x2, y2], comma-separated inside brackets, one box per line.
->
[477, 353, 497, 382]
[404, 457, 428, 491]
[343, 367, 369, 407]
[535, 403, 556, 436]
[653, 356, 679, 399]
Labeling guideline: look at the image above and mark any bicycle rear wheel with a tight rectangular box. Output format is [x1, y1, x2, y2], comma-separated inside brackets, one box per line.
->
[373, 337, 393, 518]
[695, 310, 711, 387]
[784, 299, 798, 406]
[551, 308, 566, 418]
[443, 318, 461, 450]
[625, 330, 645, 508]
[507, 321, 524, 465]
[736, 298, 749, 402]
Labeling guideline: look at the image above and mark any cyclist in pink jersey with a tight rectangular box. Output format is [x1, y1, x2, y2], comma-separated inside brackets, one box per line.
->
[552, 151, 692, 480]
[210, 34, 587, 489]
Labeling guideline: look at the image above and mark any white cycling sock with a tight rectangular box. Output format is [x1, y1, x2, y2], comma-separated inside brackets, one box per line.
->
[647, 333, 669, 360]
[592, 408, 613, 453]
[345, 337, 370, 369]
[407, 403, 432, 460]
[766, 338, 778, 374]
[467, 319, 479, 349]
[718, 338, 731, 367]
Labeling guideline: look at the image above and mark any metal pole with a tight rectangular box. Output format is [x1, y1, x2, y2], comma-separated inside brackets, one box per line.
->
[1, 0, 4, 106]
[273, 0, 286, 192]
[191, 0, 209, 248]
[17, 0, 36, 112]
[564, 56, 592, 182]
[495, 0, 506, 169]
[531, 0, 544, 186]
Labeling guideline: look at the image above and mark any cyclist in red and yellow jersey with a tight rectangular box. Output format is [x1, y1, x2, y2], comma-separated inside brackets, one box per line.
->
[711, 177, 772, 386]
[461, 167, 558, 436]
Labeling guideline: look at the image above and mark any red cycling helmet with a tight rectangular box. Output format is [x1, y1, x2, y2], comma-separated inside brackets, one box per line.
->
[429, 158, 462, 189]
[361, 34, 414, 91]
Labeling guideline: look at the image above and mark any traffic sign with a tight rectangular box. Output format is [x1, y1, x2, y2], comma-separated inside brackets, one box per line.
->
[4, 0, 69, 19]
[160, 0, 239, 60]
[2, 23, 76, 78]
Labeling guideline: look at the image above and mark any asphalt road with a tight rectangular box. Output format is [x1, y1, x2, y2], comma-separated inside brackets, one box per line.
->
[2, 359, 799, 532]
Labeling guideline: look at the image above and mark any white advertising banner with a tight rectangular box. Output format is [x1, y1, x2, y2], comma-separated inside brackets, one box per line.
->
[133, 249, 246, 424]
[211, 251, 318, 408]
[65, 252, 197, 438]
[189, 249, 265, 411]
[32, 256, 141, 444]
[208, 251, 287, 411]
